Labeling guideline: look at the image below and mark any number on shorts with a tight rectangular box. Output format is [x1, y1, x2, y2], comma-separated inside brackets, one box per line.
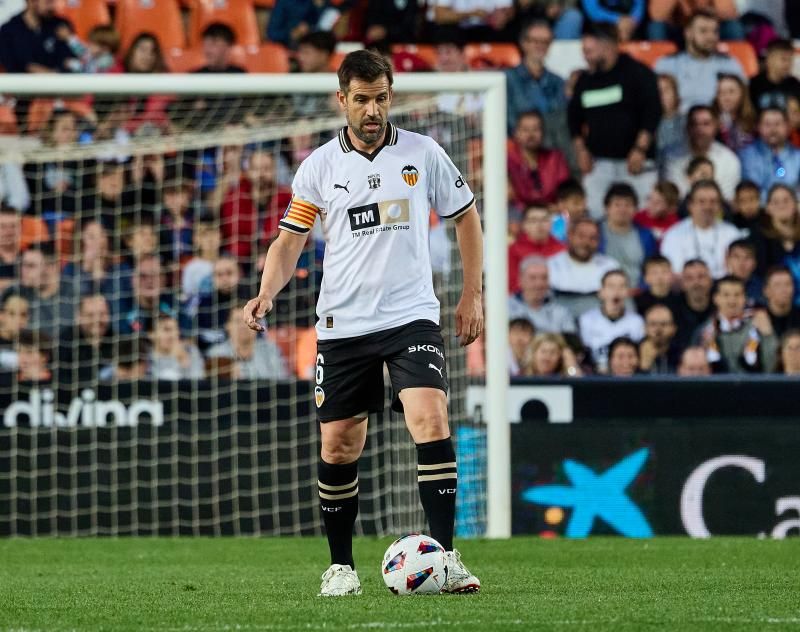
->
[316, 353, 324, 385]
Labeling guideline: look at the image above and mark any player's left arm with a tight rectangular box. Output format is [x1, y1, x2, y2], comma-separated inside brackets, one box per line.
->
[453, 204, 483, 347]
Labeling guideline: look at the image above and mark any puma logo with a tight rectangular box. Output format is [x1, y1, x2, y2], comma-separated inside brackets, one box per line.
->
[333, 181, 350, 194]
[428, 363, 444, 378]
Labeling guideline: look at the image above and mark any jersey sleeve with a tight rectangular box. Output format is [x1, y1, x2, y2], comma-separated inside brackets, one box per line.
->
[279, 158, 323, 235]
[427, 141, 475, 221]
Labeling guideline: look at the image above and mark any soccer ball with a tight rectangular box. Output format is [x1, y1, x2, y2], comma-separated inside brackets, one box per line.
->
[381, 533, 447, 595]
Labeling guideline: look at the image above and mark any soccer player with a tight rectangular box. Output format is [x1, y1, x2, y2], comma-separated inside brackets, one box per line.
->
[243, 50, 484, 597]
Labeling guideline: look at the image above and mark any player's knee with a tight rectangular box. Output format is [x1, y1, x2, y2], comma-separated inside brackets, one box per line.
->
[321, 438, 363, 464]
[407, 410, 450, 443]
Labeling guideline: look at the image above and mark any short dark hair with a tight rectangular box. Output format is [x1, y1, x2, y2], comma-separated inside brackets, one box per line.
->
[644, 302, 674, 321]
[653, 180, 680, 208]
[509, 318, 535, 334]
[568, 216, 598, 234]
[299, 30, 337, 56]
[687, 9, 719, 27]
[688, 104, 717, 123]
[686, 155, 713, 177]
[516, 109, 543, 128]
[338, 49, 393, 94]
[601, 268, 628, 287]
[766, 38, 793, 55]
[760, 105, 788, 121]
[714, 274, 746, 294]
[726, 238, 756, 258]
[17, 329, 53, 360]
[556, 178, 585, 201]
[683, 258, 709, 271]
[23, 241, 56, 261]
[582, 21, 619, 43]
[765, 265, 794, 287]
[643, 254, 671, 273]
[687, 179, 722, 204]
[0, 203, 18, 215]
[603, 182, 637, 208]
[735, 180, 760, 196]
[115, 338, 150, 369]
[522, 203, 549, 219]
[608, 336, 638, 359]
[202, 22, 236, 45]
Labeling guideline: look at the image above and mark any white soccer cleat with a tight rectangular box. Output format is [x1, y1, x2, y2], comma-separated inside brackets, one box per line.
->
[318, 564, 362, 597]
[442, 549, 480, 593]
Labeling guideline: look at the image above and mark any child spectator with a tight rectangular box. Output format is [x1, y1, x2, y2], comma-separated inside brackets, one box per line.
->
[749, 39, 800, 112]
[731, 180, 762, 232]
[694, 275, 778, 373]
[607, 336, 640, 377]
[61, 24, 119, 73]
[635, 180, 680, 244]
[712, 74, 756, 152]
[550, 179, 587, 242]
[635, 255, 679, 316]
[16, 328, 52, 382]
[181, 216, 222, 303]
[508, 317, 535, 376]
[508, 205, 565, 292]
[148, 314, 205, 381]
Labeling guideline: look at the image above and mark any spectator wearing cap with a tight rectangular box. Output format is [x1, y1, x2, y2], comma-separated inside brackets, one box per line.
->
[508, 317, 535, 376]
[148, 314, 205, 381]
[508, 111, 569, 213]
[508, 256, 576, 335]
[635, 254, 680, 316]
[568, 22, 661, 218]
[0, 205, 21, 292]
[506, 20, 567, 141]
[508, 205, 565, 292]
[56, 293, 114, 387]
[579, 269, 645, 373]
[638, 303, 681, 374]
[113, 253, 176, 336]
[762, 266, 800, 338]
[580, 0, 645, 42]
[673, 258, 714, 349]
[0, 0, 75, 73]
[607, 336, 640, 377]
[725, 239, 762, 305]
[598, 183, 657, 288]
[739, 108, 800, 201]
[664, 105, 741, 202]
[1, 242, 77, 331]
[677, 345, 711, 376]
[548, 218, 621, 318]
[654, 10, 746, 113]
[661, 180, 742, 279]
[749, 39, 800, 113]
[266, 0, 351, 49]
[16, 328, 52, 382]
[693, 275, 777, 373]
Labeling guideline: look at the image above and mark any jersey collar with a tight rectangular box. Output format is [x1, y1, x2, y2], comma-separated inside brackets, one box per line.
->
[338, 122, 397, 161]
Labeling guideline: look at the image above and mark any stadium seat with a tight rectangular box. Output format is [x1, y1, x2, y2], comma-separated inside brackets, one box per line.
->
[189, 0, 261, 48]
[328, 50, 347, 71]
[620, 40, 677, 68]
[717, 41, 758, 77]
[57, 0, 112, 40]
[251, 0, 273, 6]
[20, 217, 49, 250]
[243, 43, 290, 73]
[464, 42, 520, 70]
[392, 44, 437, 69]
[116, 0, 186, 56]
[167, 45, 247, 72]
[24, 98, 95, 134]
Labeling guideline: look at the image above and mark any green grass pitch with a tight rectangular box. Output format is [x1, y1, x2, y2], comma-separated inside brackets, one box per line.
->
[1, 537, 799, 631]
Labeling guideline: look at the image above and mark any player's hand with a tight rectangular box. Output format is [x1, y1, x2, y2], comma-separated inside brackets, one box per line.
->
[455, 290, 483, 347]
[243, 295, 272, 332]
[752, 309, 774, 336]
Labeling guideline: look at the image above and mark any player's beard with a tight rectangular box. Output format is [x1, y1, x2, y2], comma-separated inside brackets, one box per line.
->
[350, 115, 385, 147]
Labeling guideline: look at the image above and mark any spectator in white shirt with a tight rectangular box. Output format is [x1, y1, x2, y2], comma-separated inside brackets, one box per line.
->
[579, 269, 645, 372]
[548, 218, 621, 318]
[665, 105, 742, 201]
[661, 179, 742, 279]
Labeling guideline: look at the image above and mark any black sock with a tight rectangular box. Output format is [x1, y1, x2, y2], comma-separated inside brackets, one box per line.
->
[416, 437, 456, 551]
[318, 459, 359, 568]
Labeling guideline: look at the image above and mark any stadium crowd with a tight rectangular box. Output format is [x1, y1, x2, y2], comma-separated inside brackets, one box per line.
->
[1, 0, 800, 381]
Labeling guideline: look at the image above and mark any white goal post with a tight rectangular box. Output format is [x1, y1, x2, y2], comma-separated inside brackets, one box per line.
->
[0, 72, 510, 538]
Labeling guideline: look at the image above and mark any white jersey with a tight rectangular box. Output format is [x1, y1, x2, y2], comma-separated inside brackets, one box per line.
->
[280, 123, 475, 340]
[578, 307, 645, 373]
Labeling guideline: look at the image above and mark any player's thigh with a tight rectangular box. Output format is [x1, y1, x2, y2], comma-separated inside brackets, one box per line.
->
[315, 337, 384, 424]
[383, 319, 449, 414]
[398, 387, 450, 444]
[320, 416, 369, 463]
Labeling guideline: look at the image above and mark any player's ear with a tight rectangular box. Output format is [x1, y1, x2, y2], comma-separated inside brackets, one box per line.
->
[336, 90, 347, 111]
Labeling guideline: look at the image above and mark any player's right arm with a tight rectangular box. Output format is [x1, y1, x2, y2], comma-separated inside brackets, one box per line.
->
[243, 230, 308, 332]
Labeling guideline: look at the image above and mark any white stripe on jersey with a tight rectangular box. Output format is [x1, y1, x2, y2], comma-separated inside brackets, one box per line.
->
[283, 123, 475, 339]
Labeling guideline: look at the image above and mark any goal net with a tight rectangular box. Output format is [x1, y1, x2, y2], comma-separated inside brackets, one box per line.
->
[0, 74, 507, 537]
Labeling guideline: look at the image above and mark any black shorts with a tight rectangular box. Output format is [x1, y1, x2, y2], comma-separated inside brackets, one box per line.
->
[314, 319, 448, 422]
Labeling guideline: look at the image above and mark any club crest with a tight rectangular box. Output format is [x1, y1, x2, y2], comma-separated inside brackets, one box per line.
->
[401, 165, 419, 187]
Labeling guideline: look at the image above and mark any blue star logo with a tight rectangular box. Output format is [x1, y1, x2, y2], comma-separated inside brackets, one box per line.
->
[522, 448, 653, 538]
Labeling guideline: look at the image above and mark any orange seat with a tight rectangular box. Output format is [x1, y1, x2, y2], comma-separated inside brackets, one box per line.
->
[189, 0, 261, 48]
[464, 42, 520, 70]
[116, 0, 186, 56]
[717, 41, 758, 77]
[24, 98, 95, 135]
[294, 326, 316, 380]
[251, 0, 273, 6]
[243, 43, 289, 73]
[167, 45, 247, 72]
[0, 103, 17, 134]
[20, 217, 50, 250]
[392, 44, 437, 69]
[57, 0, 112, 40]
[328, 50, 347, 72]
[620, 40, 677, 68]
[56, 219, 76, 265]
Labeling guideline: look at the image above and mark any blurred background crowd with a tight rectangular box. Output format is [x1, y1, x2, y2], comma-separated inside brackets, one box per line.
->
[1, 0, 800, 383]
